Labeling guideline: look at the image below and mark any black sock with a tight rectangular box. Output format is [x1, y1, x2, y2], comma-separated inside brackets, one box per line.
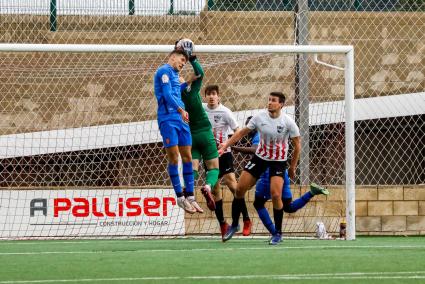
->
[273, 208, 284, 234]
[231, 198, 244, 227]
[241, 200, 250, 222]
[214, 199, 225, 224]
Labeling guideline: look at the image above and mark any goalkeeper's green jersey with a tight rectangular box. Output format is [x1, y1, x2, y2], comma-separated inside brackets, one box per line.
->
[182, 58, 212, 133]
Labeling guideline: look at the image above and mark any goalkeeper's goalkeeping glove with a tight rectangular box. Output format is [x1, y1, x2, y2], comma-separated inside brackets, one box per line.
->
[175, 38, 194, 57]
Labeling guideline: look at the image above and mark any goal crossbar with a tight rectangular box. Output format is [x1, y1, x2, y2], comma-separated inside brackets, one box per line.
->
[0, 43, 353, 54]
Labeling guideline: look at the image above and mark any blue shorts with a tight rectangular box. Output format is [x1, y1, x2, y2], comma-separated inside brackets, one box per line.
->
[255, 168, 292, 200]
[159, 120, 192, 148]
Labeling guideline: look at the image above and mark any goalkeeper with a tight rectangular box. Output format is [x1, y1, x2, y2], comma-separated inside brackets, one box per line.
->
[175, 39, 217, 213]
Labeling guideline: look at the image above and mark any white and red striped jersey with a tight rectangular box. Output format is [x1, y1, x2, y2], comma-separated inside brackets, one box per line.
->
[203, 103, 239, 152]
[247, 110, 300, 161]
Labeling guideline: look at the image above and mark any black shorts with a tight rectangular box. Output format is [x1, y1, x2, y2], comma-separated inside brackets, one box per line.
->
[218, 152, 234, 178]
[244, 154, 287, 180]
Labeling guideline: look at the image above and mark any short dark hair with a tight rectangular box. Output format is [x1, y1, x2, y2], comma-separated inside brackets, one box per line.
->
[270, 92, 286, 104]
[205, 85, 219, 96]
[169, 49, 188, 61]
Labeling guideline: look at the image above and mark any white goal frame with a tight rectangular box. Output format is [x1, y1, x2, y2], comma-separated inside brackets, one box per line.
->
[0, 43, 356, 240]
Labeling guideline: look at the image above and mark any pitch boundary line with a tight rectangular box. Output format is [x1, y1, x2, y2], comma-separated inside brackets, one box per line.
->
[1, 245, 425, 255]
[0, 237, 278, 245]
[1, 271, 425, 283]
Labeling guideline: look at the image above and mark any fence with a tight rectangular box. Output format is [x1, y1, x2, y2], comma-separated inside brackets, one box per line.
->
[210, 0, 425, 11]
[1, 1, 424, 32]
[0, 1, 423, 187]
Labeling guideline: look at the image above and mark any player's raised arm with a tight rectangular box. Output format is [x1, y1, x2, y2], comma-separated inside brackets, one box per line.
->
[231, 116, 258, 154]
[181, 73, 201, 91]
[218, 126, 251, 155]
[231, 144, 256, 154]
[187, 56, 204, 93]
[232, 131, 258, 154]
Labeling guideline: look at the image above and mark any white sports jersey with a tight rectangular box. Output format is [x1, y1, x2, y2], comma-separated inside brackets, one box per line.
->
[247, 110, 300, 161]
[203, 103, 239, 152]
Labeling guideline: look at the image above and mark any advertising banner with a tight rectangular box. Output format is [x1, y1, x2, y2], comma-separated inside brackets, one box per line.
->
[0, 188, 185, 238]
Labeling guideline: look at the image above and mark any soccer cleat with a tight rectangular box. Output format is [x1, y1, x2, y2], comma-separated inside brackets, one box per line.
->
[310, 182, 330, 196]
[222, 225, 240, 242]
[200, 185, 216, 211]
[188, 198, 204, 213]
[269, 233, 282, 245]
[177, 197, 196, 214]
[242, 219, 252, 236]
[220, 222, 229, 240]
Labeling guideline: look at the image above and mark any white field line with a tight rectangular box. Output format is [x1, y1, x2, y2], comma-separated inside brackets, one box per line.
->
[1, 245, 425, 255]
[1, 271, 425, 283]
[0, 236, 284, 244]
[0, 237, 274, 245]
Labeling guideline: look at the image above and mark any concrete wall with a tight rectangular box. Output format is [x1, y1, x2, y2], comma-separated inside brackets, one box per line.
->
[355, 185, 425, 235]
[185, 184, 425, 236]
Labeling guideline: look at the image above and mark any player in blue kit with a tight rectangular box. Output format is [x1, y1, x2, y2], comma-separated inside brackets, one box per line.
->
[232, 116, 329, 244]
[254, 166, 329, 244]
[154, 48, 199, 214]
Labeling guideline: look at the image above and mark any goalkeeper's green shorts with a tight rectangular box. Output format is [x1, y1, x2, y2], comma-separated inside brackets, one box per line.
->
[191, 129, 219, 161]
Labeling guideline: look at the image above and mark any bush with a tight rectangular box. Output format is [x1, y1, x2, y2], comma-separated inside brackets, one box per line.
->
[398, 0, 425, 11]
[213, 0, 256, 11]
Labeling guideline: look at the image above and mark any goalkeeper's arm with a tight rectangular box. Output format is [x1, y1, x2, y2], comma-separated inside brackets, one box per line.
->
[188, 56, 204, 94]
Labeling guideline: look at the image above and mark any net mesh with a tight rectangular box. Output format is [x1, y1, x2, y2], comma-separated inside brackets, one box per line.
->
[0, 50, 348, 238]
[0, 0, 424, 239]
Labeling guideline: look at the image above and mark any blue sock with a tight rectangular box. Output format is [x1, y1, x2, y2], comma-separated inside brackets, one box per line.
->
[286, 192, 313, 212]
[257, 207, 277, 235]
[168, 164, 183, 197]
[182, 162, 194, 195]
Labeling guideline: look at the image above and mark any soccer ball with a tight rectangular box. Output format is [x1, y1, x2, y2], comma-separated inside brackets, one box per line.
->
[175, 38, 194, 57]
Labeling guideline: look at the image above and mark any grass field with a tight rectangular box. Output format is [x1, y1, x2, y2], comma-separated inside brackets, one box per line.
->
[1, 236, 424, 283]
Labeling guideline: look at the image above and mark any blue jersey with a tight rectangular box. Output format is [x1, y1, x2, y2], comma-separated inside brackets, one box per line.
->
[251, 131, 260, 145]
[154, 64, 186, 126]
[252, 132, 292, 199]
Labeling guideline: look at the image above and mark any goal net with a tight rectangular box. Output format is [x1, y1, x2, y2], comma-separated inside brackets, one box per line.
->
[0, 44, 355, 240]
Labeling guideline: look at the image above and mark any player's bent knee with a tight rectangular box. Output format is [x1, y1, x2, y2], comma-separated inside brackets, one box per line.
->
[282, 198, 296, 213]
[179, 146, 192, 162]
[165, 147, 180, 164]
[283, 205, 296, 213]
[167, 155, 179, 165]
[270, 192, 282, 201]
[228, 187, 236, 195]
[253, 197, 266, 210]
[235, 187, 248, 199]
[212, 187, 222, 200]
[180, 154, 192, 163]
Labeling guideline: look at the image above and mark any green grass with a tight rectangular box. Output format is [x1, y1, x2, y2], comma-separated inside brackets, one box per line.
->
[0, 236, 425, 283]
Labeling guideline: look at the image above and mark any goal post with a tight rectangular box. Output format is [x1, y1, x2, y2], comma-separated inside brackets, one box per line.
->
[0, 44, 355, 240]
